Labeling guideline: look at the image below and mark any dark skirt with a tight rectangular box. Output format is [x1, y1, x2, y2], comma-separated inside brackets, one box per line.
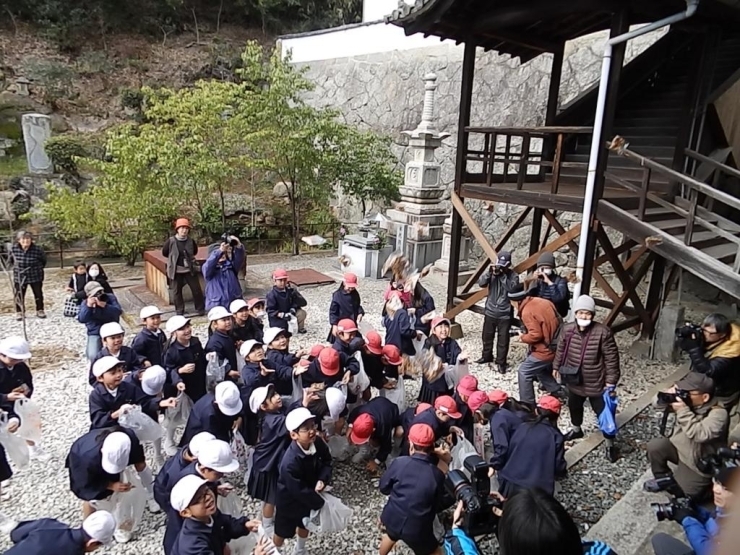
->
[247, 469, 278, 505]
[417, 381, 452, 405]
[0, 444, 12, 482]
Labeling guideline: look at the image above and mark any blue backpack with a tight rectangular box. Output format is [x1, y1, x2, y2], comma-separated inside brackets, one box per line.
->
[443, 528, 481, 555]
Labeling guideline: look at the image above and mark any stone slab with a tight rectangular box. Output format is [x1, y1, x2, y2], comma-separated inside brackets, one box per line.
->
[21, 113, 53, 174]
[652, 304, 684, 363]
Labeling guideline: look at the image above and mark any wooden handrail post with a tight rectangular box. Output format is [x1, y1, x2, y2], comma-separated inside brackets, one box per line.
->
[684, 187, 699, 246]
[551, 133, 564, 194]
[486, 132, 496, 187]
[516, 133, 530, 190]
[638, 167, 650, 221]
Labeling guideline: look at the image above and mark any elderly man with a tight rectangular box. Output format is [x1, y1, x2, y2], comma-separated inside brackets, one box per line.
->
[162, 218, 205, 317]
[11, 230, 47, 320]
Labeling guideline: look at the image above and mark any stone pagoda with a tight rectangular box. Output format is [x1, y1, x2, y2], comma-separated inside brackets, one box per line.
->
[386, 73, 449, 270]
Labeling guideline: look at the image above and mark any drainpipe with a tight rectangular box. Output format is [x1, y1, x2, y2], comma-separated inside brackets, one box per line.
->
[572, 0, 700, 305]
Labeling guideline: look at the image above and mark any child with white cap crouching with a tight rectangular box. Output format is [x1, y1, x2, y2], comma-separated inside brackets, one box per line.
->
[169, 474, 261, 555]
[5, 510, 116, 554]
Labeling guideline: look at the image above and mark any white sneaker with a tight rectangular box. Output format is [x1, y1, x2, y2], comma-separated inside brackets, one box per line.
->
[148, 498, 161, 513]
[114, 529, 132, 543]
[0, 516, 17, 535]
[29, 444, 51, 462]
[291, 545, 308, 555]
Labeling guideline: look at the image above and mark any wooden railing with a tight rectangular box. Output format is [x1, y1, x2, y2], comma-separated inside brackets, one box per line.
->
[463, 126, 593, 193]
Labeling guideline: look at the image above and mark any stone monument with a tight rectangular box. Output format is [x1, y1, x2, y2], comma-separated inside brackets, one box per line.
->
[434, 215, 472, 273]
[21, 113, 53, 175]
[386, 73, 449, 270]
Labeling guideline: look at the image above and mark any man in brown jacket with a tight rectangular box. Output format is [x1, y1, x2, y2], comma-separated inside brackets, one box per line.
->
[553, 295, 621, 462]
[508, 284, 565, 406]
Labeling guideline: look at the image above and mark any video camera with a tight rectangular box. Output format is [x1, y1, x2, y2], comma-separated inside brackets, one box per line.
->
[220, 233, 239, 247]
[697, 446, 740, 474]
[445, 454, 501, 537]
[651, 495, 692, 522]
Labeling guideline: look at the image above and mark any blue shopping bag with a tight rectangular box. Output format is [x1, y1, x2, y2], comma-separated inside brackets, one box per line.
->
[598, 387, 618, 436]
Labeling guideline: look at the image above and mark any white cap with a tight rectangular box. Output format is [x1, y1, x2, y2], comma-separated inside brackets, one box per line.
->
[100, 322, 125, 340]
[101, 432, 131, 474]
[170, 474, 208, 512]
[239, 339, 262, 359]
[166, 315, 191, 334]
[0, 336, 31, 360]
[249, 385, 274, 414]
[208, 306, 231, 322]
[263, 327, 288, 346]
[188, 432, 216, 458]
[285, 407, 315, 432]
[326, 386, 348, 421]
[82, 510, 116, 544]
[197, 439, 239, 473]
[141, 365, 167, 396]
[92, 356, 123, 378]
[140, 305, 163, 320]
[230, 299, 248, 313]
[214, 381, 243, 416]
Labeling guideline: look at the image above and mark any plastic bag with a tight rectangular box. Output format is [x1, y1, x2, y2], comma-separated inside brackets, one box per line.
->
[14, 397, 42, 443]
[231, 430, 249, 468]
[290, 373, 304, 405]
[206, 352, 227, 393]
[327, 435, 351, 462]
[378, 377, 406, 412]
[111, 468, 147, 534]
[450, 437, 478, 471]
[229, 534, 256, 555]
[288, 315, 299, 336]
[598, 387, 618, 436]
[164, 393, 193, 430]
[304, 492, 353, 534]
[412, 333, 427, 356]
[358, 320, 375, 336]
[348, 352, 370, 396]
[444, 359, 470, 389]
[217, 490, 243, 516]
[119, 405, 163, 442]
[0, 413, 29, 470]
[242, 446, 255, 487]
[473, 423, 486, 459]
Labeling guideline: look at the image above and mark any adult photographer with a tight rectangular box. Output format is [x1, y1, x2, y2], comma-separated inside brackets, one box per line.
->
[202, 234, 245, 311]
[77, 281, 122, 362]
[475, 251, 519, 373]
[644, 373, 729, 500]
[676, 314, 740, 414]
[651, 466, 737, 555]
[529, 252, 571, 318]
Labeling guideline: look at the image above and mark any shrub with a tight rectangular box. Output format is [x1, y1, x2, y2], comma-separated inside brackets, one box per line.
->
[45, 133, 105, 180]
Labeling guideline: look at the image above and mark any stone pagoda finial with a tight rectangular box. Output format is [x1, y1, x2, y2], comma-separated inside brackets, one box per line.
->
[404, 72, 450, 142]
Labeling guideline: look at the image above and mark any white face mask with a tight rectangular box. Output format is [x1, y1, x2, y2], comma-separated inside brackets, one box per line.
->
[89, 268, 100, 278]
[576, 318, 592, 328]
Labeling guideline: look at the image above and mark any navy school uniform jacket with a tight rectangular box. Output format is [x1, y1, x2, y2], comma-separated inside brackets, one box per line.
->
[348, 397, 400, 463]
[165, 337, 207, 403]
[379, 453, 446, 541]
[266, 348, 300, 372]
[0, 361, 33, 417]
[452, 391, 474, 443]
[239, 359, 294, 401]
[131, 328, 167, 367]
[489, 408, 525, 470]
[329, 288, 364, 326]
[252, 401, 301, 475]
[88, 381, 159, 430]
[300, 358, 356, 390]
[276, 438, 333, 521]
[361, 351, 385, 389]
[171, 512, 250, 555]
[77, 295, 122, 336]
[383, 309, 416, 357]
[498, 419, 567, 496]
[400, 407, 450, 456]
[88, 346, 147, 386]
[232, 317, 263, 344]
[179, 393, 239, 447]
[205, 330, 238, 379]
[424, 336, 463, 394]
[412, 290, 436, 337]
[266, 286, 307, 330]
[66, 427, 144, 501]
[153, 447, 191, 509]
[332, 339, 361, 375]
[7, 518, 89, 555]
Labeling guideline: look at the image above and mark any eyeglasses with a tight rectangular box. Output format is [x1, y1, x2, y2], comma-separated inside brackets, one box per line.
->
[297, 423, 317, 433]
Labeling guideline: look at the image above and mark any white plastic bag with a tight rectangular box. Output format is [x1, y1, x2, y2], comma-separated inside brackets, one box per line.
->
[288, 316, 299, 336]
[119, 405, 163, 442]
[412, 332, 426, 356]
[0, 413, 29, 470]
[450, 437, 478, 471]
[304, 492, 353, 534]
[164, 393, 192, 429]
[290, 373, 304, 405]
[327, 435, 351, 462]
[111, 468, 147, 535]
[378, 376, 406, 412]
[206, 352, 227, 393]
[217, 490, 243, 515]
[348, 352, 371, 396]
[230, 430, 249, 468]
[14, 397, 42, 443]
[358, 320, 375, 336]
[242, 446, 255, 487]
[473, 423, 486, 458]
[444, 359, 470, 389]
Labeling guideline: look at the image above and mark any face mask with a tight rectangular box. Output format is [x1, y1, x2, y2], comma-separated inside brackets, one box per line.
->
[576, 318, 592, 328]
[89, 268, 100, 278]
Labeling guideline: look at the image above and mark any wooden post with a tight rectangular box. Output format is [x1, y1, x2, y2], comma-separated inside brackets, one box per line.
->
[579, 10, 629, 295]
[447, 42, 477, 313]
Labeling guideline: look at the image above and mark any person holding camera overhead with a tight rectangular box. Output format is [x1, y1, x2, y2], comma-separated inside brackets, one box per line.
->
[644, 373, 729, 501]
[162, 218, 206, 317]
[652, 466, 737, 555]
[529, 252, 571, 318]
[77, 281, 123, 362]
[202, 234, 245, 311]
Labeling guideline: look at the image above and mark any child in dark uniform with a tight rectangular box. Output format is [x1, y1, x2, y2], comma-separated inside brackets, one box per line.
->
[327, 273, 364, 342]
[418, 317, 466, 404]
[131, 306, 167, 367]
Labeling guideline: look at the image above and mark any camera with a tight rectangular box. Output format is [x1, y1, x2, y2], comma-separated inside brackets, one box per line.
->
[220, 233, 238, 247]
[675, 323, 702, 341]
[94, 291, 109, 303]
[657, 389, 691, 407]
[445, 454, 500, 536]
[651, 496, 692, 522]
[697, 446, 740, 474]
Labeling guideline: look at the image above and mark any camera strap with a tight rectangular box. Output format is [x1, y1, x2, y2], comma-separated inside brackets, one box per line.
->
[659, 408, 671, 437]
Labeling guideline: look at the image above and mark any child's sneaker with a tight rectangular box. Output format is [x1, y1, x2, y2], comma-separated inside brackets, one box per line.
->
[114, 529, 132, 543]
[291, 546, 308, 555]
[0, 514, 17, 535]
[147, 498, 162, 513]
[29, 444, 52, 462]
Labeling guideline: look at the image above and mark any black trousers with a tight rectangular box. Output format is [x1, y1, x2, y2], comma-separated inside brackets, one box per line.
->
[481, 315, 511, 367]
[169, 272, 205, 315]
[567, 389, 615, 436]
[14, 280, 44, 312]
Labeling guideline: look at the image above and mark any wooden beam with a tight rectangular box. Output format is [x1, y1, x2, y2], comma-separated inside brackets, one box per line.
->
[450, 192, 499, 264]
[604, 253, 655, 327]
[612, 315, 642, 334]
[594, 239, 636, 268]
[461, 184, 586, 212]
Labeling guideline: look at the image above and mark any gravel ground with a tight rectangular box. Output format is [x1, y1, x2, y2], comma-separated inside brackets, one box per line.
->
[0, 258, 686, 554]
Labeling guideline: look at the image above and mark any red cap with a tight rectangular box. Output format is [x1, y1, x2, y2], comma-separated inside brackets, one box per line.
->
[467, 391, 489, 412]
[537, 395, 562, 415]
[365, 331, 383, 355]
[488, 390, 509, 405]
[336, 318, 358, 333]
[349, 413, 375, 445]
[175, 218, 191, 229]
[415, 403, 432, 415]
[432, 316, 451, 329]
[408, 423, 435, 448]
[456, 375, 479, 398]
[434, 395, 462, 419]
[344, 273, 358, 288]
[309, 344, 324, 358]
[272, 268, 289, 280]
[247, 298, 264, 310]
[318, 347, 340, 376]
[382, 344, 403, 366]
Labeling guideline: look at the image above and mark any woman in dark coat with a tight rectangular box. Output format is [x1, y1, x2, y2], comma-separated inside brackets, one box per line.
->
[11, 230, 47, 319]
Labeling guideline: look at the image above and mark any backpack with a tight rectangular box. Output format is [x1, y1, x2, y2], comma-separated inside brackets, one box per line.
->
[444, 528, 481, 555]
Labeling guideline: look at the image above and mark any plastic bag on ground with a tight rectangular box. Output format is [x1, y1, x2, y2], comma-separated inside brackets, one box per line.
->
[230, 430, 249, 468]
[450, 437, 478, 472]
[164, 393, 193, 430]
[119, 405, 163, 442]
[598, 387, 619, 436]
[288, 316, 299, 336]
[14, 397, 42, 443]
[205, 353, 227, 393]
[378, 376, 406, 412]
[348, 352, 370, 396]
[0, 414, 29, 470]
[327, 435, 351, 462]
[111, 468, 147, 535]
[303, 492, 353, 534]
[217, 490, 243, 516]
[412, 333, 427, 356]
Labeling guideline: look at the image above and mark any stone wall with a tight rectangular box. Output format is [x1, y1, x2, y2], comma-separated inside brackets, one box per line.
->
[297, 26, 666, 263]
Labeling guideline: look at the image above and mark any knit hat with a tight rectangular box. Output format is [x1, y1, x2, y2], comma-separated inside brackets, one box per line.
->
[537, 252, 556, 268]
[573, 295, 596, 314]
[507, 283, 528, 302]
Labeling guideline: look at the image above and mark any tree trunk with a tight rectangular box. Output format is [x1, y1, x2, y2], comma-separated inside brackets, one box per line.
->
[291, 181, 299, 256]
